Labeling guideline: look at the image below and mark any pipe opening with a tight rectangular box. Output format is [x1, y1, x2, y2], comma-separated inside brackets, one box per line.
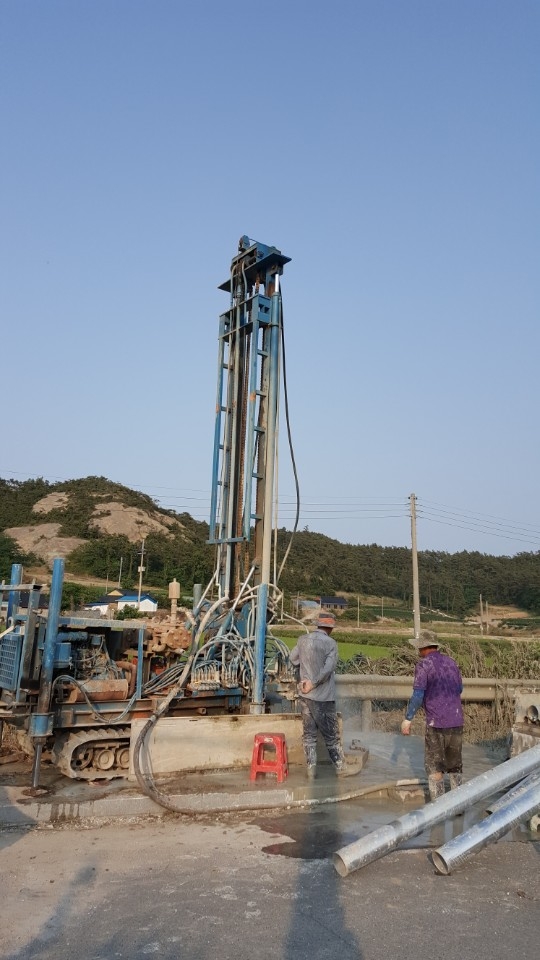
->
[431, 851, 450, 875]
[333, 853, 349, 877]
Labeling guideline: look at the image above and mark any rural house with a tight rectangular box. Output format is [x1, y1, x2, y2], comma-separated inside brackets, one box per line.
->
[317, 596, 348, 611]
[84, 591, 158, 616]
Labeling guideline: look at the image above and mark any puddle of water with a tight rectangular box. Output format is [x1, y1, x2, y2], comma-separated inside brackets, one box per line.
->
[259, 809, 363, 859]
[257, 796, 539, 860]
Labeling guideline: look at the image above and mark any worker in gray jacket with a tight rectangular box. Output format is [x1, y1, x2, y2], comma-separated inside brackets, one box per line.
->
[289, 611, 346, 779]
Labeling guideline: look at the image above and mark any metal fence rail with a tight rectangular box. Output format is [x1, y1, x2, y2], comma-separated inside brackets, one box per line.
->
[335, 675, 540, 731]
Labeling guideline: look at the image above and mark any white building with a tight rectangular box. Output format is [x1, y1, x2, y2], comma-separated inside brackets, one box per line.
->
[84, 591, 158, 616]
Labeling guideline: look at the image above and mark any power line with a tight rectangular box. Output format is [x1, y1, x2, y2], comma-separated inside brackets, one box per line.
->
[2, 469, 408, 505]
[417, 513, 540, 548]
[419, 498, 540, 537]
[3, 468, 540, 547]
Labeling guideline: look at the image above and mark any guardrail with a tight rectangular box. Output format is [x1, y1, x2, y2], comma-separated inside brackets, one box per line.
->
[335, 675, 540, 731]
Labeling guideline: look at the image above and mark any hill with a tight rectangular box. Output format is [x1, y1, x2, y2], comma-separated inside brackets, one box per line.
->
[1, 476, 540, 619]
[0, 476, 214, 590]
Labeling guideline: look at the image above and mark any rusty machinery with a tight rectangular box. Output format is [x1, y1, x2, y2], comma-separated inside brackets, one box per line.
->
[0, 237, 300, 789]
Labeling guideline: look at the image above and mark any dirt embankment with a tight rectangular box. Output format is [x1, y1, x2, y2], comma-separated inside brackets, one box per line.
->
[91, 501, 180, 539]
[4, 523, 86, 564]
[6, 493, 186, 569]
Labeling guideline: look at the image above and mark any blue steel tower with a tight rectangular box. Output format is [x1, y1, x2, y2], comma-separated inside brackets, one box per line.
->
[208, 236, 290, 711]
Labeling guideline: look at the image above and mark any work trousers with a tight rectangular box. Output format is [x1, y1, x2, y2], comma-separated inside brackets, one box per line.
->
[299, 697, 343, 766]
[424, 725, 463, 775]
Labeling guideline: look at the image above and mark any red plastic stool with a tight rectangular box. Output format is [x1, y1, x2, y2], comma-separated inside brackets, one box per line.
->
[250, 732, 288, 783]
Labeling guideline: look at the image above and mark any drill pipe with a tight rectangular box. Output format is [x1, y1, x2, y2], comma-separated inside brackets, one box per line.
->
[432, 781, 540, 875]
[485, 770, 540, 814]
[333, 742, 540, 877]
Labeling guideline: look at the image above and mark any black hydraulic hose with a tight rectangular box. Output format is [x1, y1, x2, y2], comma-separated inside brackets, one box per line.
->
[133, 593, 230, 808]
[277, 304, 301, 582]
[132, 644, 202, 812]
[52, 676, 138, 723]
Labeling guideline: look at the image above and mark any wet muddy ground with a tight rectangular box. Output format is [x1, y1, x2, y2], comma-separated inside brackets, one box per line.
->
[1, 728, 538, 854]
[252, 793, 539, 860]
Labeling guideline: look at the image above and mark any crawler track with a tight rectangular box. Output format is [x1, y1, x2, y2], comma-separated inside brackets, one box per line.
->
[53, 726, 131, 780]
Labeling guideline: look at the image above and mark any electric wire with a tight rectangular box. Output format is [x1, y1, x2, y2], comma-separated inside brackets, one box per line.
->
[418, 499, 540, 538]
[277, 298, 301, 582]
[416, 498, 540, 548]
[420, 497, 540, 530]
[6, 461, 540, 547]
[6, 466, 539, 545]
[416, 511, 540, 548]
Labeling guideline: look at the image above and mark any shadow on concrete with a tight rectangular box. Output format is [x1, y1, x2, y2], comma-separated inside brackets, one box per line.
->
[0, 784, 36, 852]
[4, 863, 98, 960]
[254, 753, 364, 959]
[389, 733, 426, 779]
[280, 769, 364, 960]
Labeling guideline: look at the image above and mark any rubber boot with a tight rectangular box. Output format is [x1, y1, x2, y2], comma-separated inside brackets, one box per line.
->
[428, 775, 445, 801]
[331, 747, 355, 778]
[449, 773, 463, 790]
[305, 743, 317, 780]
[328, 742, 345, 773]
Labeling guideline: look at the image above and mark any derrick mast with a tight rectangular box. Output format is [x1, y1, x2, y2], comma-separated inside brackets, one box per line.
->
[207, 236, 291, 712]
[209, 236, 290, 601]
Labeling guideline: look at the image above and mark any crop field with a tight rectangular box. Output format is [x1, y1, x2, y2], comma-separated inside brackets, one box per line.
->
[273, 629, 540, 678]
[275, 634, 390, 660]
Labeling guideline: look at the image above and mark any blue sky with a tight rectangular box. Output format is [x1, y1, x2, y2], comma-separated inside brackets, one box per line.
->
[2, 0, 539, 556]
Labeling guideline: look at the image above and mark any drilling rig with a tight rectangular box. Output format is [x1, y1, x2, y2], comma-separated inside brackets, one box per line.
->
[0, 236, 298, 789]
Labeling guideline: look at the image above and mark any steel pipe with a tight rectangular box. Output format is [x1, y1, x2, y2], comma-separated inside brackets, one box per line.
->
[35, 558, 64, 719]
[432, 782, 540, 875]
[31, 743, 43, 789]
[333, 742, 540, 877]
[486, 771, 540, 814]
[6, 563, 22, 625]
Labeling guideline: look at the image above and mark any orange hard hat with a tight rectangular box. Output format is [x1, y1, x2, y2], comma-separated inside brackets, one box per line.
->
[316, 612, 336, 630]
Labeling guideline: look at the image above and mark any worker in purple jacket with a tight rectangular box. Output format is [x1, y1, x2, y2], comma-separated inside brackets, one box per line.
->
[401, 629, 464, 801]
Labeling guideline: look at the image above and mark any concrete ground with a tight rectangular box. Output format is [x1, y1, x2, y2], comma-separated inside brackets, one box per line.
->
[2, 728, 539, 959]
[1, 815, 539, 960]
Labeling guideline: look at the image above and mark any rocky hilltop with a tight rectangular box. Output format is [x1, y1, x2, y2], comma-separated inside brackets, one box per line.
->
[0, 476, 213, 589]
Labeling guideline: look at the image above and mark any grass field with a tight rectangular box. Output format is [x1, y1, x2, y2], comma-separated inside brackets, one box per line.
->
[273, 628, 540, 674]
[275, 634, 390, 660]
[336, 642, 390, 659]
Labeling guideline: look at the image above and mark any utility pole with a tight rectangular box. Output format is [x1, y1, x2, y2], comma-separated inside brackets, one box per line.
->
[118, 556, 123, 589]
[410, 493, 421, 639]
[169, 578, 180, 624]
[137, 539, 146, 608]
[357, 594, 360, 628]
[479, 594, 484, 636]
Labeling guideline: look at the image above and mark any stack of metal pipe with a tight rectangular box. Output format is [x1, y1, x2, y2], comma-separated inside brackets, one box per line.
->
[432, 771, 540, 875]
[333, 743, 540, 878]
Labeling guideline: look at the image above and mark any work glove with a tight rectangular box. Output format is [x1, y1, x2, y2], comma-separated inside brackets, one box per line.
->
[400, 719, 412, 736]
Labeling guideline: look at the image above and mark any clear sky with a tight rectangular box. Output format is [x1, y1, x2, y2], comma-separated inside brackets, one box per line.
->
[2, 1, 539, 556]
